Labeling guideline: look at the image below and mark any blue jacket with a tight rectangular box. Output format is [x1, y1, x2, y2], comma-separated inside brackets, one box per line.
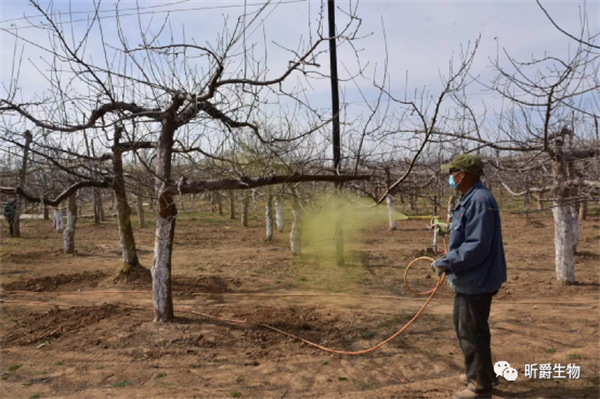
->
[434, 181, 507, 295]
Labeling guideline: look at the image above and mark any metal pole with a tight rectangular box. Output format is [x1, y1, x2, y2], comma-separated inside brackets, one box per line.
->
[328, 0, 344, 266]
[328, 0, 341, 171]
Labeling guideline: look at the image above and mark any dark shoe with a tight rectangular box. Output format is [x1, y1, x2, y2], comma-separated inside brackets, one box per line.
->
[459, 374, 499, 387]
[452, 387, 493, 399]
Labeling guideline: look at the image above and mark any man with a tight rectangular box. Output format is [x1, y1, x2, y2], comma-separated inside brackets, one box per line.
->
[431, 154, 507, 399]
[4, 199, 18, 237]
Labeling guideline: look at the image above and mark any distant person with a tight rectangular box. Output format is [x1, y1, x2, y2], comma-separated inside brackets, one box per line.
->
[431, 154, 507, 399]
[4, 199, 17, 237]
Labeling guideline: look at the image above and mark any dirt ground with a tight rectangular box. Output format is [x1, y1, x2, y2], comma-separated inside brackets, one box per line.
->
[1, 199, 599, 399]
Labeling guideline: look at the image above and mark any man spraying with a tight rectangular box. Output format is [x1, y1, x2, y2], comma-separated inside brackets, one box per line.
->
[4, 199, 18, 237]
[431, 154, 507, 399]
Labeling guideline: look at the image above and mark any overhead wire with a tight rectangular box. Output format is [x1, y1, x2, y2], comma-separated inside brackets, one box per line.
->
[2, 0, 306, 31]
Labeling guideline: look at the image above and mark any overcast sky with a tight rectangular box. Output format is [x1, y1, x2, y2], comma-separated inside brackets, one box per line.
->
[1, 0, 598, 133]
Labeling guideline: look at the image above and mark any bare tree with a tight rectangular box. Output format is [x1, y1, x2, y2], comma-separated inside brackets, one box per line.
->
[1, 0, 369, 322]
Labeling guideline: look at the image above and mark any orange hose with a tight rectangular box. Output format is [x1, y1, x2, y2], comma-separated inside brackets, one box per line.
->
[404, 235, 448, 296]
[185, 237, 449, 355]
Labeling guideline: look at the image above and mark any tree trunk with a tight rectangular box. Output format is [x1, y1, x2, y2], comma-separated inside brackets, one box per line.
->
[111, 127, 143, 276]
[536, 192, 544, 211]
[210, 191, 216, 213]
[64, 194, 77, 254]
[552, 203, 576, 284]
[110, 191, 116, 212]
[579, 200, 587, 220]
[275, 198, 284, 232]
[93, 189, 101, 225]
[241, 194, 249, 227]
[99, 192, 106, 221]
[53, 208, 63, 233]
[571, 205, 580, 254]
[252, 190, 259, 221]
[217, 193, 223, 216]
[12, 131, 32, 237]
[149, 193, 154, 211]
[386, 195, 396, 231]
[523, 188, 531, 223]
[43, 204, 49, 220]
[229, 191, 235, 220]
[151, 120, 177, 323]
[265, 194, 273, 241]
[137, 194, 145, 228]
[409, 194, 417, 214]
[290, 189, 303, 255]
[551, 140, 578, 285]
[12, 201, 22, 237]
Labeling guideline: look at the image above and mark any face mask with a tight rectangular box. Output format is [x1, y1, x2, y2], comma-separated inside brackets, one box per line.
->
[449, 172, 463, 190]
[448, 175, 458, 190]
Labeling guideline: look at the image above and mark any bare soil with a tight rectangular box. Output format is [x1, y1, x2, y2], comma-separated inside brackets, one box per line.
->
[1, 201, 599, 398]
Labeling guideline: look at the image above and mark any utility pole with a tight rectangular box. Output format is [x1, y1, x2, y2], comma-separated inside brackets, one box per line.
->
[328, 0, 341, 170]
[328, 0, 344, 266]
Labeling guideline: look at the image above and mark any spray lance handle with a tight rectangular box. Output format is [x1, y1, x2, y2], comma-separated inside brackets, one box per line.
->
[429, 218, 450, 235]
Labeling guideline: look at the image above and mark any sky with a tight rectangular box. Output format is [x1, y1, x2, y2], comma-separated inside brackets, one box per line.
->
[0, 0, 599, 158]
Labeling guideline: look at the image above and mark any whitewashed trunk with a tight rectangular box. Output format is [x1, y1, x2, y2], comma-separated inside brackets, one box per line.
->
[571, 205, 580, 254]
[433, 228, 438, 253]
[151, 212, 175, 322]
[275, 199, 284, 232]
[63, 194, 77, 254]
[265, 194, 273, 241]
[552, 203, 576, 285]
[53, 209, 63, 233]
[151, 118, 178, 323]
[386, 195, 396, 231]
[290, 203, 303, 255]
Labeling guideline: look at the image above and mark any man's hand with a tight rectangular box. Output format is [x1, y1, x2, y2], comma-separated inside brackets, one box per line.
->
[431, 261, 449, 277]
[430, 221, 450, 235]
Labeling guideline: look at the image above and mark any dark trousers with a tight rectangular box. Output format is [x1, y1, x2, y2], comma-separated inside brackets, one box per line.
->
[453, 291, 497, 392]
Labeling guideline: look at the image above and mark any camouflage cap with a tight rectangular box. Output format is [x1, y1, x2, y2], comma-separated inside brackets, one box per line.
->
[441, 154, 484, 176]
